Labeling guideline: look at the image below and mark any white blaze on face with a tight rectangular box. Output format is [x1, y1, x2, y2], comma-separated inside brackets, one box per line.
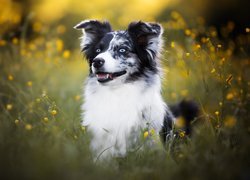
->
[92, 51, 117, 73]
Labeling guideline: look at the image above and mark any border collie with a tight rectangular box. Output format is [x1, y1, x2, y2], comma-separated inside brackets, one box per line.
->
[74, 20, 196, 159]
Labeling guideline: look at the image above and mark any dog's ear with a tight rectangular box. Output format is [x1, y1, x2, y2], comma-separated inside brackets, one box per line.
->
[128, 21, 163, 62]
[74, 20, 112, 53]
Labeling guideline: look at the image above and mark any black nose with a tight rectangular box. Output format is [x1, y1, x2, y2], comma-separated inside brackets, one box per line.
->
[93, 58, 105, 69]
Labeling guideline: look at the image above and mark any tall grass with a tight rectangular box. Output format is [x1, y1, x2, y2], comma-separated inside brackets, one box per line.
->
[0, 18, 249, 179]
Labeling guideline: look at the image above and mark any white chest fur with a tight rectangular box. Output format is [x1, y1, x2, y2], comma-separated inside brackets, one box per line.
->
[82, 77, 166, 158]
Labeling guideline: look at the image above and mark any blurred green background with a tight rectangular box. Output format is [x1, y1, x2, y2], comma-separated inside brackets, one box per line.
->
[0, 0, 250, 179]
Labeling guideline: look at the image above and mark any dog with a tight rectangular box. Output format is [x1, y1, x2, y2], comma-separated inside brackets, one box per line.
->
[74, 20, 198, 159]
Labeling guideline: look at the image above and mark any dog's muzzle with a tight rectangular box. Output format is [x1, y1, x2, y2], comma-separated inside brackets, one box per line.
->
[95, 71, 127, 83]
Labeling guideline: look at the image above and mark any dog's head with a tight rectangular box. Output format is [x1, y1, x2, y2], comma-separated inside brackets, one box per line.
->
[74, 20, 163, 85]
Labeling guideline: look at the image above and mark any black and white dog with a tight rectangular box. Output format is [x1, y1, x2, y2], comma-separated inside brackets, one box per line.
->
[74, 20, 197, 159]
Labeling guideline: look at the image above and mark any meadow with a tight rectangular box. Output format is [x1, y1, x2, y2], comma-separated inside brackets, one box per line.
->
[0, 1, 250, 179]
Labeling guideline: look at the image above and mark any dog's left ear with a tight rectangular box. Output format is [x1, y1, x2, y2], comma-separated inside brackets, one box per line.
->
[128, 21, 163, 61]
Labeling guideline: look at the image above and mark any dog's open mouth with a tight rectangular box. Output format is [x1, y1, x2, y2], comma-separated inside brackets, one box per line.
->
[95, 71, 127, 83]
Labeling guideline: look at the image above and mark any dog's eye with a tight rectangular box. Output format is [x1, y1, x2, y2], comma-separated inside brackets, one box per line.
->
[119, 48, 126, 53]
[96, 48, 101, 53]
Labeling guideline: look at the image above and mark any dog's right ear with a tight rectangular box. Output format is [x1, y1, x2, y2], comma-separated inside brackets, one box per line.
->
[74, 20, 112, 53]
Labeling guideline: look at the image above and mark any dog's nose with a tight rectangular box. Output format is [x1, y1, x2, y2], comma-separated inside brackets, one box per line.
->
[93, 58, 105, 69]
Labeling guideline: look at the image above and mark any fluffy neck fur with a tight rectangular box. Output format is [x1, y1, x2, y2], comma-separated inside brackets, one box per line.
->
[82, 74, 166, 159]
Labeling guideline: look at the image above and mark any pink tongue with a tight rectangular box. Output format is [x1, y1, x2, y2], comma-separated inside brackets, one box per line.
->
[96, 73, 113, 79]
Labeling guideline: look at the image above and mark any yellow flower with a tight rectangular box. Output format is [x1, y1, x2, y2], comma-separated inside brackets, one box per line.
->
[12, 38, 19, 45]
[226, 93, 234, 100]
[25, 124, 32, 130]
[185, 52, 190, 57]
[170, 41, 175, 48]
[15, 119, 19, 124]
[150, 129, 155, 135]
[184, 29, 191, 36]
[56, 39, 64, 52]
[224, 116, 237, 128]
[6, 104, 13, 110]
[215, 111, 219, 116]
[196, 44, 201, 49]
[201, 37, 208, 43]
[0, 39, 7, 46]
[217, 44, 222, 48]
[210, 68, 216, 73]
[63, 50, 70, 58]
[51, 110, 57, 116]
[210, 46, 215, 52]
[33, 22, 42, 32]
[27, 81, 33, 87]
[143, 131, 149, 138]
[8, 75, 14, 81]
[219, 102, 223, 106]
[43, 117, 49, 123]
[179, 131, 185, 138]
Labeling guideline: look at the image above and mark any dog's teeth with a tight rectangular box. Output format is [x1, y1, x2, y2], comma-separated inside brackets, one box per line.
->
[106, 74, 109, 79]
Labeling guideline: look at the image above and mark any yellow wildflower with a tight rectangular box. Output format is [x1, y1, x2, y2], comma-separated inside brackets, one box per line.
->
[8, 75, 14, 81]
[63, 50, 71, 58]
[25, 124, 32, 130]
[150, 129, 155, 135]
[224, 116, 237, 128]
[143, 131, 149, 138]
[51, 110, 57, 116]
[56, 39, 64, 52]
[27, 81, 33, 87]
[43, 117, 49, 123]
[0, 39, 7, 46]
[215, 111, 219, 116]
[179, 131, 185, 138]
[226, 93, 234, 100]
[6, 104, 13, 110]
[12, 38, 19, 44]
[32, 22, 42, 32]
[15, 119, 19, 124]
[184, 29, 191, 36]
[186, 52, 190, 57]
[171, 41, 175, 48]
[210, 68, 216, 73]
[196, 44, 201, 49]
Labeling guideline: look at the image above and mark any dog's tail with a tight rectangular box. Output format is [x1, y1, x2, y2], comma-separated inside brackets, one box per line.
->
[170, 99, 199, 135]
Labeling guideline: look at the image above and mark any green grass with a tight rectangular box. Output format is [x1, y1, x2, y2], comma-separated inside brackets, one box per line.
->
[0, 25, 250, 180]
